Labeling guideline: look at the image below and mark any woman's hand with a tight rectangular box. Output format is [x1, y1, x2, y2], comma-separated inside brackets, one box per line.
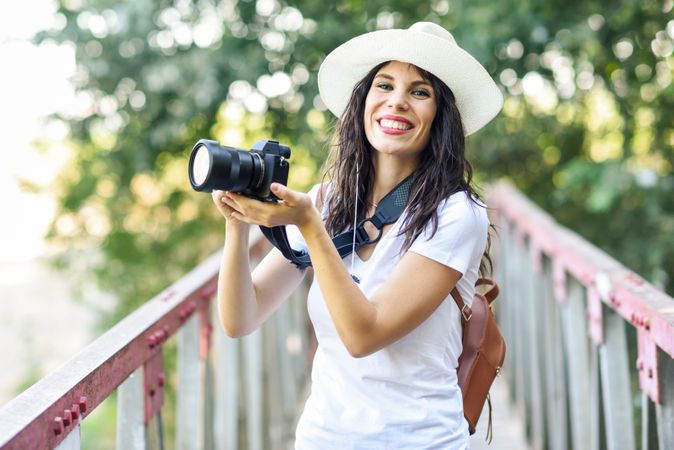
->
[220, 183, 321, 229]
[212, 190, 249, 229]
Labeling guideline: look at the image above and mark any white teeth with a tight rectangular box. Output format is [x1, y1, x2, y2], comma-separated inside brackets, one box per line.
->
[379, 119, 411, 130]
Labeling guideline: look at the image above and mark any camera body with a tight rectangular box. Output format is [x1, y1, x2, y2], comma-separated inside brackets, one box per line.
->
[247, 140, 291, 200]
[188, 139, 291, 201]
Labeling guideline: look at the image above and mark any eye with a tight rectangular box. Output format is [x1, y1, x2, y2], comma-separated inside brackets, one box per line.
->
[375, 82, 393, 91]
[412, 88, 431, 98]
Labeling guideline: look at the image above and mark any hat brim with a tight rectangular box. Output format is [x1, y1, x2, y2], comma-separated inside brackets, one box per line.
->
[318, 28, 503, 136]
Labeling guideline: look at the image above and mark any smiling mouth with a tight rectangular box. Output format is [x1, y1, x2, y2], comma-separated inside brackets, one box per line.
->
[378, 119, 413, 131]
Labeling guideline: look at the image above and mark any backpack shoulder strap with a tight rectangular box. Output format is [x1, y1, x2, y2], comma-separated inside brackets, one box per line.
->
[475, 277, 499, 305]
[451, 277, 500, 322]
[451, 289, 473, 322]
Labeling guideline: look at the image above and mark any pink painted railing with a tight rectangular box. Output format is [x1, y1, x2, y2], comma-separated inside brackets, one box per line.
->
[488, 181, 674, 450]
[0, 231, 312, 450]
[2, 181, 673, 450]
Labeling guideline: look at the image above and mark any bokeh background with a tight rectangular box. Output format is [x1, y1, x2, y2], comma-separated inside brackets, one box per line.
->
[1, 0, 673, 447]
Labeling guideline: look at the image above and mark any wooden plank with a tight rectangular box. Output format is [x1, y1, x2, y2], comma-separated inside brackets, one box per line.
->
[0, 251, 222, 450]
[54, 425, 80, 450]
[656, 348, 674, 450]
[276, 302, 298, 418]
[504, 234, 518, 400]
[145, 415, 163, 450]
[511, 232, 528, 414]
[641, 393, 658, 450]
[561, 279, 592, 450]
[497, 225, 516, 397]
[214, 328, 239, 450]
[176, 314, 201, 450]
[589, 346, 604, 450]
[518, 236, 534, 436]
[264, 314, 283, 450]
[599, 308, 636, 450]
[541, 260, 568, 450]
[243, 329, 263, 450]
[202, 355, 215, 450]
[488, 182, 674, 362]
[116, 368, 146, 450]
[526, 249, 546, 450]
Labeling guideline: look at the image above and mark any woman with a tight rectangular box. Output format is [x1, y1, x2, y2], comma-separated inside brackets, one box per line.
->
[212, 22, 502, 449]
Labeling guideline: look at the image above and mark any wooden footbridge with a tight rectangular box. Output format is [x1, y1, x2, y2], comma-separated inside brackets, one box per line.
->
[1, 182, 673, 450]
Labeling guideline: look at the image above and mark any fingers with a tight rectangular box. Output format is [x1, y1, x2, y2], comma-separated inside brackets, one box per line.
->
[223, 191, 249, 213]
[212, 190, 239, 221]
[270, 183, 296, 204]
[211, 186, 312, 228]
[211, 190, 228, 212]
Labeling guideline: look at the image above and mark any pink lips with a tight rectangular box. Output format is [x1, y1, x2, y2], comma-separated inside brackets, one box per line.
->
[377, 114, 414, 135]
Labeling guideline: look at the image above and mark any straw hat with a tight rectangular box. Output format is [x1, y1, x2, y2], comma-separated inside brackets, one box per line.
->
[318, 22, 503, 136]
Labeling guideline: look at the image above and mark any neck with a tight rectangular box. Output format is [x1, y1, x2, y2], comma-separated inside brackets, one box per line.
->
[370, 153, 419, 205]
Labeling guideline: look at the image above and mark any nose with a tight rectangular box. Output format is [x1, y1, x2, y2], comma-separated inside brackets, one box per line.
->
[386, 92, 409, 111]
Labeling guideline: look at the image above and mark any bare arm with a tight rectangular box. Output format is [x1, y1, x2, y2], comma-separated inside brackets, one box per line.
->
[213, 191, 306, 337]
[223, 183, 461, 356]
[298, 211, 460, 357]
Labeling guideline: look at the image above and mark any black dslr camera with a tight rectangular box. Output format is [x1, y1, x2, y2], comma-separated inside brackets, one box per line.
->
[188, 139, 290, 201]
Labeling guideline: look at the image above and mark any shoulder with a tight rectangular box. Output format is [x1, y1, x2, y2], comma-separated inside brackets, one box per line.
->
[408, 190, 489, 275]
[435, 190, 489, 232]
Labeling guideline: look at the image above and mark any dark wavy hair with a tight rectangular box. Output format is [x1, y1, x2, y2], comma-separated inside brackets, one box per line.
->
[321, 61, 492, 275]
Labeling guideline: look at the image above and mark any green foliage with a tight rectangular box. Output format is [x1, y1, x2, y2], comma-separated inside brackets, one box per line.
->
[466, 0, 674, 290]
[35, 0, 674, 329]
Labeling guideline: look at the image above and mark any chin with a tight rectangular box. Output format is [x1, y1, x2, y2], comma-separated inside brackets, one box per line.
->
[376, 146, 422, 159]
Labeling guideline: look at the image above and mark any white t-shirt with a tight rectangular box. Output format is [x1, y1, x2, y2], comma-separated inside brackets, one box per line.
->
[288, 185, 489, 450]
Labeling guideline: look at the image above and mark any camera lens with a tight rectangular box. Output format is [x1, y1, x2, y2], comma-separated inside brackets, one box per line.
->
[191, 144, 211, 187]
[188, 139, 263, 192]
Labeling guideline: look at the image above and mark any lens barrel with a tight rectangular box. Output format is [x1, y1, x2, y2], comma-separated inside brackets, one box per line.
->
[188, 139, 262, 192]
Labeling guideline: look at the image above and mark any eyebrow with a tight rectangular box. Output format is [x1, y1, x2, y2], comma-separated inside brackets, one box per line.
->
[374, 73, 432, 87]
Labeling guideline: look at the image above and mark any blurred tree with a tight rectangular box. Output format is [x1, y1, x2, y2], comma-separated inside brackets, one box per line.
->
[35, 0, 674, 325]
[467, 0, 674, 290]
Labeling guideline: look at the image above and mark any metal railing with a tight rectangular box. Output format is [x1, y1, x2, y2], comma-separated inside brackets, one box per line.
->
[488, 181, 674, 450]
[4, 181, 674, 450]
[0, 230, 312, 450]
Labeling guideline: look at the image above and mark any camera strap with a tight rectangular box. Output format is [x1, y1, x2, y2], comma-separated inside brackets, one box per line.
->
[259, 174, 413, 270]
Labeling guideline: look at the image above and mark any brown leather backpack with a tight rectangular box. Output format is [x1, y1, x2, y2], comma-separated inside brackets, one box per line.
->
[451, 278, 506, 441]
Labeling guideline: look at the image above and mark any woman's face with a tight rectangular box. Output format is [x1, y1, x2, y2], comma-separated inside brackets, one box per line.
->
[363, 61, 437, 160]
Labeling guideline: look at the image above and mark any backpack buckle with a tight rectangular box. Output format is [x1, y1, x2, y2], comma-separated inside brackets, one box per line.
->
[461, 304, 473, 321]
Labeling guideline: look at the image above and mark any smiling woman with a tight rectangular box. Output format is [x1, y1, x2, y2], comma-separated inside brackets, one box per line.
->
[364, 61, 438, 158]
[210, 22, 502, 450]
